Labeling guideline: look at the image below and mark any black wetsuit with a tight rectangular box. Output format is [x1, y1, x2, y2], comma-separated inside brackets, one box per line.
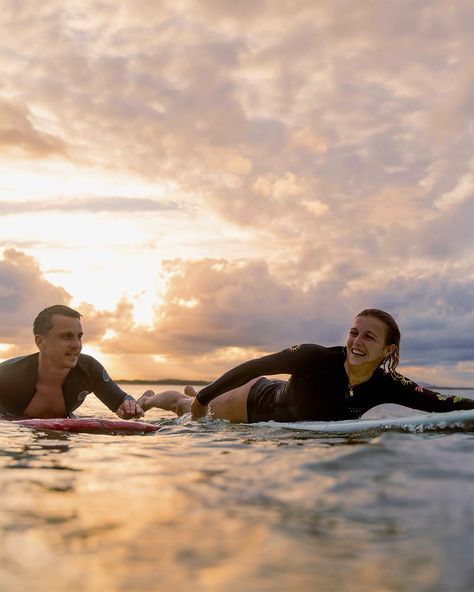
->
[0, 353, 132, 418]
[196, 344, 474, 422]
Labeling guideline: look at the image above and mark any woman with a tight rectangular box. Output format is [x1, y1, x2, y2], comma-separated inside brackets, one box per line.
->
[138, 309, 474, 422]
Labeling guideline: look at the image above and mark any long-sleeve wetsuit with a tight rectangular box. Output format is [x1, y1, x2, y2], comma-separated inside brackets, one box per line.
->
[0, 353, 132, 418]
[196, 344, 474, 422]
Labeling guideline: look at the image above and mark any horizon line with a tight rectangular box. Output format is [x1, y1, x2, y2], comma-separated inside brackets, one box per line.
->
[116, 378, 474, 390]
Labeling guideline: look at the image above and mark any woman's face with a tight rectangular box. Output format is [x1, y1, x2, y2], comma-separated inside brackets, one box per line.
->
[346, 315, 394, 369]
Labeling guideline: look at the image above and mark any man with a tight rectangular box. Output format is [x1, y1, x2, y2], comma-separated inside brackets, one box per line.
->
[0, 305, 143, 419]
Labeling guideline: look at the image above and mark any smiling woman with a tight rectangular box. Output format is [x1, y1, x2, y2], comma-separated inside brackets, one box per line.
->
[345, 309, 400, 387]
[138, 308, 474, 424]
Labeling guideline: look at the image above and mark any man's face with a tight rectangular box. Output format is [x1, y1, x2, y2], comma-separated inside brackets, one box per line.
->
[35, 315, 83, 369]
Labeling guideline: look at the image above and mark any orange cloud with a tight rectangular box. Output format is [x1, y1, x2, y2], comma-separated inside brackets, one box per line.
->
[2, 2, 474, 386]
[0, 248, 70, 349]
[0, 100, 68, 158]
[2, 248, 474, 385]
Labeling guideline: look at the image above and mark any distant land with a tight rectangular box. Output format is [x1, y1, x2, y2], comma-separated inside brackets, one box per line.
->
[117, 379, 473, 390]
[118, 378, 211, 386]
[426, 386, 474, 390]
[421, 384, 474, 390]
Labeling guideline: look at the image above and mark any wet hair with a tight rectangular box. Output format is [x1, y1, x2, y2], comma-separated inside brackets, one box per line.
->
[33, 305, 82, 336]
[356, 308, 400, 374]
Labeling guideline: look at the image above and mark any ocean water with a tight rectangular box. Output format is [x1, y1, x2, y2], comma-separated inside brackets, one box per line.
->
[1, 385, 473, 592]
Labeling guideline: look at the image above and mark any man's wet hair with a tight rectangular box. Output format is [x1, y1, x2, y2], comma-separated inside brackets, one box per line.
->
[33, 305, 82, 336]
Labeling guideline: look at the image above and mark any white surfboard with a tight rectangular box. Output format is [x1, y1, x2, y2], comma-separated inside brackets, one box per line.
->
[264, 408, 474, 435]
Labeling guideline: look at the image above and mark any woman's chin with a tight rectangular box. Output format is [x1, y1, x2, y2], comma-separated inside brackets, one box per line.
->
[348, 354, 366, 366]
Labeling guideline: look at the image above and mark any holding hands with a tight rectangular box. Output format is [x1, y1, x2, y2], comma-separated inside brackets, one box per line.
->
[116, 398, 144, 419]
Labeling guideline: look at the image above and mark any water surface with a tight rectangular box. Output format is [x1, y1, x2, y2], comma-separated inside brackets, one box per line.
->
[1, 386, 473, 592]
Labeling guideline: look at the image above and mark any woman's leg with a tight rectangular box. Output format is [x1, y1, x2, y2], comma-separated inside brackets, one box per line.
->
[137, 389, 193, 416]
[138, 378, 261, 423]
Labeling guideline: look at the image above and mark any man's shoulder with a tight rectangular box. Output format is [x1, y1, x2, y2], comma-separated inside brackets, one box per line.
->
[76, 354, 114, 383]
[77, 352, 97, 363]
[77, 353, 102, 366]
[76, 353, 103, 372]
[0, 354, 38, 396]
[0, 353, 38, 373]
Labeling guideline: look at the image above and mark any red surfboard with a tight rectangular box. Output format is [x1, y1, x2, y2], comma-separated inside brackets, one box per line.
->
[13, 418, 160, 435]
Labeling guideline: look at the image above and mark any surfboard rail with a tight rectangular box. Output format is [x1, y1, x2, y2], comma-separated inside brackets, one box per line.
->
[11, 417, 160, 435]
[264, 409, 474, 435]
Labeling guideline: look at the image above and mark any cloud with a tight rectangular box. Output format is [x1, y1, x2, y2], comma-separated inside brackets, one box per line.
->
[0, 248, 157, 360]
[2, 248, 474, 384]
[106, 247, 474, 361]
[1, 2, 474, 385]
[0, 248, 70, 348]
[0, 197, 181, 214]
[100, 256, 474, 376]
[0, 99, 68, 158]
[349, 272, 474, 370]
[3, 1, 473, 209]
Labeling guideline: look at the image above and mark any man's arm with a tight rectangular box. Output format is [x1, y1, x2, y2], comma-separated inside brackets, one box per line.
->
[85, 356, 144, 418]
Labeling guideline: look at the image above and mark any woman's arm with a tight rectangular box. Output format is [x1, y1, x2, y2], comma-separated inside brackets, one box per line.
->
[196, 344, 324, 405]
[385, 373, 474, 412]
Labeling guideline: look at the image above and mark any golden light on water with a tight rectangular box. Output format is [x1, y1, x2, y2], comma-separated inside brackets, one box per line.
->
[3, 388, 470, 592]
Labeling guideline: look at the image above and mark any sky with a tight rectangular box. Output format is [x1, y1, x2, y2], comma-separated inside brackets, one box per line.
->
[1, 0, 474, 385]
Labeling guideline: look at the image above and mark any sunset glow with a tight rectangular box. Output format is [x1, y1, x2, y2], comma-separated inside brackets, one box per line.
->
[1, 1, 474, 385]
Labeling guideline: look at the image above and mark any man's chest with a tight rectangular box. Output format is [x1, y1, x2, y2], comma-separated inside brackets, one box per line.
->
[24, 382, 67, 418]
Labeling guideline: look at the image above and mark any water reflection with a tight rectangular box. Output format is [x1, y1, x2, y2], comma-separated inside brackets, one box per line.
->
[1, 390, 474, 591]
[2, 432, 74, 471]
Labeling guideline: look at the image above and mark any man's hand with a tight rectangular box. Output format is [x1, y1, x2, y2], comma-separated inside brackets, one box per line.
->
[116, 398, 144, 419]
[190, 396, 209, 420]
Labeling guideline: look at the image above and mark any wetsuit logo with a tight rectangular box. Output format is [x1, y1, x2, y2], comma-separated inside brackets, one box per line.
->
[437, 394, 463, 403]
[288, 345, 302, 352]
[102, 368, 111, 382]
[393, 373, 413, 386]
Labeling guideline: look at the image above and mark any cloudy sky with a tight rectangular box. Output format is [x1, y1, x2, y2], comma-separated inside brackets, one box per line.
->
[1, 0, 473, 385]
